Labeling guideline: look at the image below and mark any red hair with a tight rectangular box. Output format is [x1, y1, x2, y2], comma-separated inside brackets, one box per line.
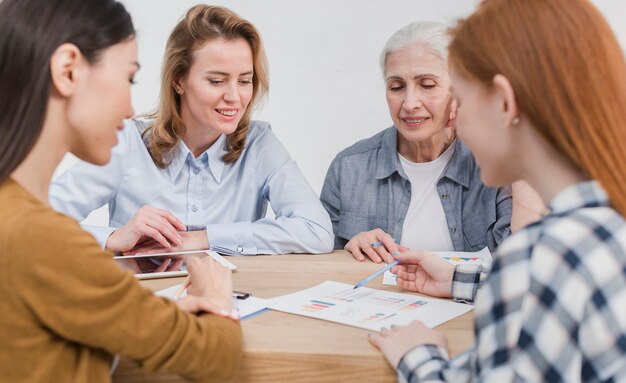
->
[449, 0, 626, 215]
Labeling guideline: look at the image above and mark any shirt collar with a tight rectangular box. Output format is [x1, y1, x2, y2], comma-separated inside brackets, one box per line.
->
[167, 134, 228, 183]
[441, 139, 471, 188]
[374, 127, 403, 180]
[374, 127, 471, 188]
[548, 180, 608, 215]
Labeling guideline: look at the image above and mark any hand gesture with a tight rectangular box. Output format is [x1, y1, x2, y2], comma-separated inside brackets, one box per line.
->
[344, 229, 400, 263]
[105, 205, 186, 252]
[368, 321, 448, 368]
[392, 250, 455, 298]
[123, 230, 209, 255]
[176, 256, 238, 320]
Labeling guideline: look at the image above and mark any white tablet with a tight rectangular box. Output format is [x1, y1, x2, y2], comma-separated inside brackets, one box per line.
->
[114, 250, 236, 280]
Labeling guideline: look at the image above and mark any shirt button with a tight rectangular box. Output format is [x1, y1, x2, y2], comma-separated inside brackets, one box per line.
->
[441, 193, 448, 200]
[236, 246, 244, 253]
[191, 205, 198, 212]
[193, 168, 200, 175]
[450, 226, 456, 233]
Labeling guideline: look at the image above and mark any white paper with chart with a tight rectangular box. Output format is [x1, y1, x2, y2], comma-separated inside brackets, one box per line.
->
[269, 281, 473, 331]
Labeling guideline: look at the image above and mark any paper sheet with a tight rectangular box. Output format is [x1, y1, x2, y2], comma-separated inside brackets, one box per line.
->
[270, 281, 473, 331]
[155, 284, 271, 319]
[383, 247, 491, 286]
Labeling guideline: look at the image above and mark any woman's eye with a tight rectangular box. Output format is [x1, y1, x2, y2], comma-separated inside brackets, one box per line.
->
[208, 79, 223, 85]
[239, 80, 253, 85]
[388, 83, 404, 92]
[421, 81, 436, 89]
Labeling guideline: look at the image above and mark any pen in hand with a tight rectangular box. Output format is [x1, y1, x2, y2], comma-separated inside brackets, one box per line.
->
[353, 259, 400, 289]
[174, 275, 191, 300]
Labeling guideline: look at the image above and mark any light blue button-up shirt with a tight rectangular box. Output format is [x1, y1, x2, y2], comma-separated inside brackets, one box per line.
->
[50, 119, 334, 255]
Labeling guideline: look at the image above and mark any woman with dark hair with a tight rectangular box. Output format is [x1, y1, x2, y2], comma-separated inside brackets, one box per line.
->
[0, 0, 242, 381]
[49, 4, 334, 256]
[369, 0, 626, 380]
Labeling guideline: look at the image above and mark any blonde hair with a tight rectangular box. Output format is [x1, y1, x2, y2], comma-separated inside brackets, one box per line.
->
[145, 5, 269, 167]
[449, 0, 626, 215]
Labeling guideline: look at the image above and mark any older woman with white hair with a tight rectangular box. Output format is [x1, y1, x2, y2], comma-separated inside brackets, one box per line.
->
[321, 21, 519, 265]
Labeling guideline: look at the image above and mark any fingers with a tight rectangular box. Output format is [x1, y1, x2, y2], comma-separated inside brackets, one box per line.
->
[396, 277, 419, 292]
[362, 246, 383, 263]
[139, 226, 172, 249]
[377, 233, 398, 263]
[368, 332, 384, 349]
[153, 207, 186, 231]
[154, 258, 172, 273]
[392, 250, 431, 265]
[395, 267, 417, 281]
[168, 258, 184, 271]
[134, 206, 184, 247]
[124, 239, 170, 255]
[346, 229, 399, 264]
[176, 296, 239, 320]
[142, 214, 182, 247]
[345, 242, 366, 262]
[187, 256, 233, 305]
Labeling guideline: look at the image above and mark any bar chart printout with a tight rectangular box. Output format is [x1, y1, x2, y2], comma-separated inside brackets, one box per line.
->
[270, 281, 473, 331]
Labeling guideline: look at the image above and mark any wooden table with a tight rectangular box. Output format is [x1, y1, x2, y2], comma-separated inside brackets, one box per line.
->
[112, 251, 474, 382]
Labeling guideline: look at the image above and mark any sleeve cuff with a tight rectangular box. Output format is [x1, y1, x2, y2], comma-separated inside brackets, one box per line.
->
[205, 222, 257, 255]
[451, 264, 482, 304]
[398, 344, 450, 382]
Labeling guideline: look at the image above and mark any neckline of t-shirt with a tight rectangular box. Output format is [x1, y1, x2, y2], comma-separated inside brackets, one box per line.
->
[398, 139, 456, 170]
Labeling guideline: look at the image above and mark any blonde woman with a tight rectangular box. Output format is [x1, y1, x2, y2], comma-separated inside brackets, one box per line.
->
[50, 5, 333, 256]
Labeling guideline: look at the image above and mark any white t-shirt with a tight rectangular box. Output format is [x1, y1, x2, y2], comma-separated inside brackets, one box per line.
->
[399, 143, 455, 252]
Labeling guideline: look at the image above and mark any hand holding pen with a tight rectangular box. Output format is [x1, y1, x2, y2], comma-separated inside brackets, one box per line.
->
[175, 256, 239, 320]
[391, 250, 456, 298]
[344, 229, 400, 264]
[352, 246, 403, 289]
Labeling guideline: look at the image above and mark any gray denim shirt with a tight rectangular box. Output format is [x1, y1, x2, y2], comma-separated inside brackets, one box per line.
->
[320, 127, 512, 251]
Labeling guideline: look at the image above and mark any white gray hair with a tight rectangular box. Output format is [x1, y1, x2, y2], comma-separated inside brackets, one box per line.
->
[380, 21, 449, 76]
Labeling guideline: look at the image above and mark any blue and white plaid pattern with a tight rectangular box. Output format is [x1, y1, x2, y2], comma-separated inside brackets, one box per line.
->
[451, 264, 483, 304]
[398, 181, 626, 382]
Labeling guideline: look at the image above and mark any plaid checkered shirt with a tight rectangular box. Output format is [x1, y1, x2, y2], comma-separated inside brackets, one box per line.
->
[398, 181, 626, 382]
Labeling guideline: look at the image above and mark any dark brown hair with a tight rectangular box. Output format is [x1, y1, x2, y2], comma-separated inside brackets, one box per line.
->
[145, 5, 269, 167]
[449, 0, 626, 215]
[0, 0, 135, 183]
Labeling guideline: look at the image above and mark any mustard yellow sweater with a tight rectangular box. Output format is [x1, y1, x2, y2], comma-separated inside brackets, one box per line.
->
[0, 179, 242, 382]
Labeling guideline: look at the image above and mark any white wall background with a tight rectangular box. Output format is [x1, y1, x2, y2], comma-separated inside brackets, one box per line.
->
[55, 0, 626, 225]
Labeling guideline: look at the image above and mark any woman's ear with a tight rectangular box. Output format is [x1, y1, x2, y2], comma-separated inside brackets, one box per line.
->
[492, 74, 519, 128]
[446, 97, 459, 128]
[49, 43, 82, 97]
[172, 78, 184, 95]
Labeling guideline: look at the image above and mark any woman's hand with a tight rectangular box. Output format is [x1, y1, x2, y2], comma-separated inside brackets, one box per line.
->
[368, 321, 448, 368]
[105, 205, 186, 252]
[123, 230, 209, 255]
[176, 256, 238, 320]
[345, 229, 400, 263]
[392, 250, 455, 298]
[116, 256, 184, 274]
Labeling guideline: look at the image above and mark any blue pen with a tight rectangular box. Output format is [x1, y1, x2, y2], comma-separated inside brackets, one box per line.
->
[353, 259, 400, 289]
